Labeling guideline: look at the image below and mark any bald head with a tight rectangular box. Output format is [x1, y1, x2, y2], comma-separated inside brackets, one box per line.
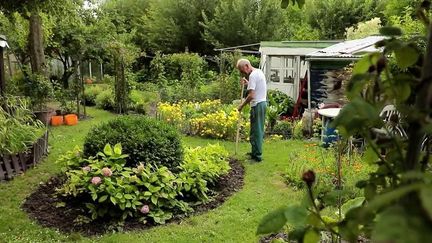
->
[236, 58, 254, 75]
[236, 59, 250, 69]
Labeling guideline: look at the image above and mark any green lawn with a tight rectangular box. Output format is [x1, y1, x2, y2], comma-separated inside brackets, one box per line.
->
[0, 108, 307, 243]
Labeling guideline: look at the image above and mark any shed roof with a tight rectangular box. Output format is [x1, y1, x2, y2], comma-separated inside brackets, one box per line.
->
[306, 36, 385, 60]
[260, 41, 340, 49]
[0, 35, 8, 48]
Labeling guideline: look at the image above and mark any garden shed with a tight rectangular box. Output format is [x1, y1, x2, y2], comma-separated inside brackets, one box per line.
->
[259, 41, 338, 101]
[305, 36, 385, 109]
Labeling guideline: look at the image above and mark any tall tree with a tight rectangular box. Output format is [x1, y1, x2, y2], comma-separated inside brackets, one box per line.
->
[0, 0, 54, 74]
[140, 0, 218, 54]
[201, 0, 284, 48]
[304, 0, 384, 39]
[45, 1, 88, 88]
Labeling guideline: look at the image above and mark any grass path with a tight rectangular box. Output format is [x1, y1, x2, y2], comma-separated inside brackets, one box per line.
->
[0, 108, 305, 243]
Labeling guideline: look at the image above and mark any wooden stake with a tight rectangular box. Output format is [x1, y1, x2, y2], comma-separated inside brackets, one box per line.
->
[235, 82, 245, 155]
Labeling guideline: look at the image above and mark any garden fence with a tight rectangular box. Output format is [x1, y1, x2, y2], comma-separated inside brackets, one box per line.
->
[0, 131, 49, 181]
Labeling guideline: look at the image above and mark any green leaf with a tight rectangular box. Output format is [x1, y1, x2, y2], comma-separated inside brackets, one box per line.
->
[296, 0, 305, 8]
[256, 207, 288, 235]
[347, 74, 369, 99]
[364, 146, 379, 164]
[281, 0, 289, 8]
[394, 45, 419, 69]
[393, 80, 411, 101]
[113, 143, 122, 155]
[341, 197, 365, 217]
[303, 229, 320, 243]
[372, 206, 427, 243]
[110, 196, 117, 205]
[124, 194, 133, 200]
[91, 193, 97, 201]
[104, 144, 113, 156]
[306, 213, 323, 228]
[352, 53, 380, 75]
[98, 195, 108, 203]
[151, 195, 158, 205]
[322, 216, 338, 224]
[144, 191, 152, 197]
[332, 98, 381, 137]
[284, 205, 308, 227]
[149, 185, 161, 193]
[364, 183, 422, 212]
[420, 187, 432, 221]
[379, 26, 402, 36]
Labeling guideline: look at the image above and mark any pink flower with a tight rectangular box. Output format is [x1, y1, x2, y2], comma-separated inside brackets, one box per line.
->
[82, 166, 91, 172]
[101, 167, 112, 177]
[140, 205, 150, 214]
[91, 176, 102, 185]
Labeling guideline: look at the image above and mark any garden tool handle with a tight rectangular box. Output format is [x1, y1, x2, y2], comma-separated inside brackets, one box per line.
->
[235, 81, 245, 155]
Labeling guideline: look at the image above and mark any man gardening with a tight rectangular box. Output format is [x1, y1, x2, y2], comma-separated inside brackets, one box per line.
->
[236, 58, 267, 162]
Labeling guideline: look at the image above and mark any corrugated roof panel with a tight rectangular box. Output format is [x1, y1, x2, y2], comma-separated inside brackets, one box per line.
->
[260, 41, 339, 49]
[307, 36, 385, 58]
[0, 40, 8, 48]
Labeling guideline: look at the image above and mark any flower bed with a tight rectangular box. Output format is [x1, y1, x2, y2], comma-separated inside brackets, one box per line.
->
[0, 97, 49, 181]
[23, 143, 244, 235]
[284, 143, 374, 201]
[157, 100, 250, 140]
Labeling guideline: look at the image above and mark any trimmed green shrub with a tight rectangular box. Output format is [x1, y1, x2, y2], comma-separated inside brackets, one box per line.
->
[129, 90, 160, 114]
[84, 85, 108, 106]
[83, 115, 183, 169]
[95, 89, 115, 111]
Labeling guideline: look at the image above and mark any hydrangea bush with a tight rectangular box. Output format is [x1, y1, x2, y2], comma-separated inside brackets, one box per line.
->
[57, 143, 231, 225]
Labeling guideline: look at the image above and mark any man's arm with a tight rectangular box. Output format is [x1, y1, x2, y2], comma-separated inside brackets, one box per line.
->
[238, 89, 255, 111]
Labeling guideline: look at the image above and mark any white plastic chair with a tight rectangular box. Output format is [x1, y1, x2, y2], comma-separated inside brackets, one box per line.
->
[379, 105, 407, 138]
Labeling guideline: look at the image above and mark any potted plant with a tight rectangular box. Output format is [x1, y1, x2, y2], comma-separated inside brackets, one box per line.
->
[85, 77, 93, 84]
[54, 87, 78, 126]
[21, 73, 54, 125]
[62, 101, 78, 125]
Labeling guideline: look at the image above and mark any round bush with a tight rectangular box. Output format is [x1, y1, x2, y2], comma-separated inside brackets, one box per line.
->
[84, 84, 107, 106]
[95, 89, 115, 111]
[83, 115, 183, 169]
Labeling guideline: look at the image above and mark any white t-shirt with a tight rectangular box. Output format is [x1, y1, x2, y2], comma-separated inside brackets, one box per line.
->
[247, 69, 267, 107]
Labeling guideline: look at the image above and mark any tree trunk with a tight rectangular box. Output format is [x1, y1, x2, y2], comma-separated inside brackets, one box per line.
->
[405, 21, 432, 170]
[28, 12, 46, 75]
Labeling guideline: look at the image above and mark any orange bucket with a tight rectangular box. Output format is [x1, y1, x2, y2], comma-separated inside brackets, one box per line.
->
[64, 114, 78, 126]
[50, 116, 64, 126]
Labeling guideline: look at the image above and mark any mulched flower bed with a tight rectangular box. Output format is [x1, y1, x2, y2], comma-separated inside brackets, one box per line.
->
[22, 158, 244, 236]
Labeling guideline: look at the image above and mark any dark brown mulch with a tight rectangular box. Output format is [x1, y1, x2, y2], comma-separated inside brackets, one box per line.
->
[22, 158, 244, 236]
